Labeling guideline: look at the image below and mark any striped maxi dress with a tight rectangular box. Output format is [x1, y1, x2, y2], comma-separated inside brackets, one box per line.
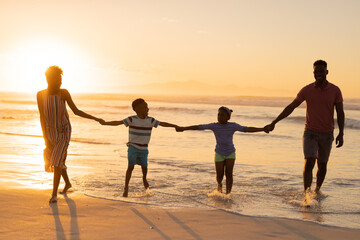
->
[42, 93, 72, 172]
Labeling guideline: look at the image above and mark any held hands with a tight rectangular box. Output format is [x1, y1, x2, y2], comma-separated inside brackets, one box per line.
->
[264, 122, 275, 133]
[263, 127, 270, 134]
[95, 118, 106, 125]
[176, 126, 185, 132]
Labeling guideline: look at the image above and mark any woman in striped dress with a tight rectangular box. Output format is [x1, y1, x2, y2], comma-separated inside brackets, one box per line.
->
[37, 66, 102, 203]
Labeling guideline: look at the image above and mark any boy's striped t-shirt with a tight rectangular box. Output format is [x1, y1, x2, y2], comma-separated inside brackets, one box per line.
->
[123, 115, 160, 150]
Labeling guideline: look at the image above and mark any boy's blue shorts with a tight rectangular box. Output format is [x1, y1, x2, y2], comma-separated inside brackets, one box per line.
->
[127, 145, 149, 167]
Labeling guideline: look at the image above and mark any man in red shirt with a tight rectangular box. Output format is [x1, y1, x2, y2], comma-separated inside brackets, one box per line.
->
[265, 60, 345, 193]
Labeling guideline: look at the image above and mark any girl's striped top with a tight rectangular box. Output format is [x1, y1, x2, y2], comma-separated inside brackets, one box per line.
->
[123, 115, 160, 150]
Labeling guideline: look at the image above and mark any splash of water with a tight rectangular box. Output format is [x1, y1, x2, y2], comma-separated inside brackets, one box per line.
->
[134, 188, 154, 198]
[301, 189, 319, 208]
[207, 190, 231, 200]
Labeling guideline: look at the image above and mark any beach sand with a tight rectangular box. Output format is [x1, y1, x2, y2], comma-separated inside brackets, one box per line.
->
[0, 187, 359, 240]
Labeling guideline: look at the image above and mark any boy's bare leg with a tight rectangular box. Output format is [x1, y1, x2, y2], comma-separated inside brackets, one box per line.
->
[225, 159, 235, 194]
[59, 169, 72, 194]
[123, 165, 134, 197]
[215, 161, 225, 193]
[141, 165, 149, 189]
[303, 158, 316, 191]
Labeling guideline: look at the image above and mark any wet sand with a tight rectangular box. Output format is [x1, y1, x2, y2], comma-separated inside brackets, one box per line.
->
[0, 186, 359, 240]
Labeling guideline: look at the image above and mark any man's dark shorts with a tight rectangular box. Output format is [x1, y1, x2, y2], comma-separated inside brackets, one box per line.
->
[303, 128, 334, 163]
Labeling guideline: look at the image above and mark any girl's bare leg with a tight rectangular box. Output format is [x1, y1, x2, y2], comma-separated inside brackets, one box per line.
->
[215, 161, 225, 192]
[224, 159, 235, 194]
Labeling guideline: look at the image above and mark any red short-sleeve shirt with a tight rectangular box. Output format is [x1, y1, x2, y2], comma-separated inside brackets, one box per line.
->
[296, 82, 343, 133]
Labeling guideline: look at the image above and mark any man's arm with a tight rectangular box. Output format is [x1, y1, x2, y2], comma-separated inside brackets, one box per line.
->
[265, 99, 302, 132]
[62, 89, 102, 122]
[159, 122, 178, 128]
[335, 102, 345, 148]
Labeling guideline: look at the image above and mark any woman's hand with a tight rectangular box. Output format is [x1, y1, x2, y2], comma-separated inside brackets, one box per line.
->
[45, 138, 53, 149]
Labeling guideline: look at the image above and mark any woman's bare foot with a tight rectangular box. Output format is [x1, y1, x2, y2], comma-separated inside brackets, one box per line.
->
[49, 195, 58, 203]
[59, 184, 72, 194]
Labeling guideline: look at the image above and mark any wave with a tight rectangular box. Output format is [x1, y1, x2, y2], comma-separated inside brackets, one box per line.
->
[234, 114, 306, 123]
[345, 118, 360, 130]
[0, 131, 43, 138]
[72, 138, 112, 145]
[0, 131, 112, 145]
[153, 106, 206, 114]
[235, 114, 360, 130]
[3, 93, 360, 110]
[1, 99, 36, 105]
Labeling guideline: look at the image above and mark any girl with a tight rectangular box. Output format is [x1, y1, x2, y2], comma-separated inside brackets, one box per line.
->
[176, 106, 267, 194]
[37, 66, 102, 203]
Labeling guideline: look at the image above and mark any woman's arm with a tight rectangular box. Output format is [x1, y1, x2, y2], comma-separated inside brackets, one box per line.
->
[62, 89, 101, 121]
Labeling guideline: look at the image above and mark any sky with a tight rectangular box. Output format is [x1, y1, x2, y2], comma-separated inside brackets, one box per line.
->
[0, 0, 359, 97]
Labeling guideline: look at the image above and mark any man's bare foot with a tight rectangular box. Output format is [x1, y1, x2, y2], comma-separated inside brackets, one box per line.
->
[217, 183, 222, 193]
[49, 195, 57, 203]
[59, 184, 72, 194]
[314, 186, 320, 194]
[123, 186, 129, 197]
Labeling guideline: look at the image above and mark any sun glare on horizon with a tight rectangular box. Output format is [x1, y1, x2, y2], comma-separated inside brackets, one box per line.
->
[3, 39, 86, 94]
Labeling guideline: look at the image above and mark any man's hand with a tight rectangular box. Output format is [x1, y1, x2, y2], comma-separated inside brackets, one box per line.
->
[336, 134, 344, 148]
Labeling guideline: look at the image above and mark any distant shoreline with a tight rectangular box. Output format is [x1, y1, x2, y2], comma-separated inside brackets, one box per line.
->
[1, 91, 360, 110]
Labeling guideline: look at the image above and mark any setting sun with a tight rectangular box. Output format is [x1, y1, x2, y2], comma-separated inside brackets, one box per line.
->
[1, 39, 85, 93]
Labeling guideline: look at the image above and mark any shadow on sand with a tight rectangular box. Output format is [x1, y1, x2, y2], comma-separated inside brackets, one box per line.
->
[50, 194, 80, 240]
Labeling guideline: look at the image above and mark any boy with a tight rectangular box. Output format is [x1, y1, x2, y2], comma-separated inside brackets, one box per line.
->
[100, 98, 178, 197]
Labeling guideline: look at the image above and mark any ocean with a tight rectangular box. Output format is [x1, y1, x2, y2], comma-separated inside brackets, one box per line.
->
[0, 91, 359, 229]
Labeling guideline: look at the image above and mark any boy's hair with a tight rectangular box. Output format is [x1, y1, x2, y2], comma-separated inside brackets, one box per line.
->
[313, 60, 327, 68]
[132, 98, 145, 110]
[45, 65, 63, 80]
[219, 106, 233, 118]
